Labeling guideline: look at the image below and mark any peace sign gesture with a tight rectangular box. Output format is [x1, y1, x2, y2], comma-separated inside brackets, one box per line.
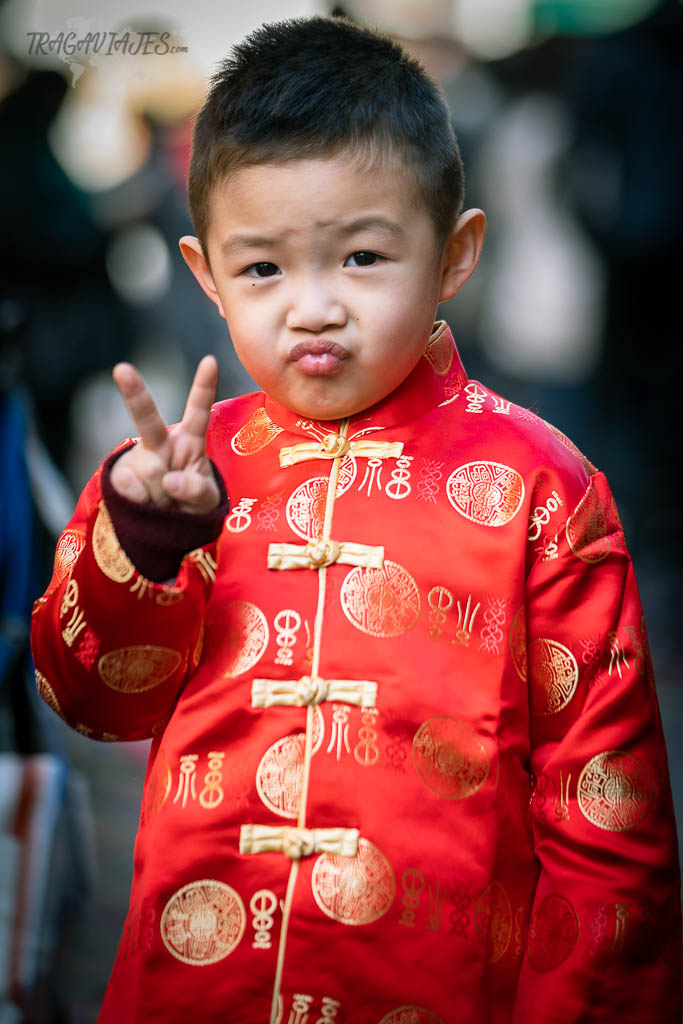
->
[110, 355, 220, 514]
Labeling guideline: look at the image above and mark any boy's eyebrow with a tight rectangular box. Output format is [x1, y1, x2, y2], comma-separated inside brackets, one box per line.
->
[220, 216, 406, 258]
[338, 216, 406, 240]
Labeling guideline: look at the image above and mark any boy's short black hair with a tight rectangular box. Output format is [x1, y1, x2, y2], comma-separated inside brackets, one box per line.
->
[188, 15, 465, 256]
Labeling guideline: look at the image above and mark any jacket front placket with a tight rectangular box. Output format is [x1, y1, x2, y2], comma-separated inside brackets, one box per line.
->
[238, 415, 406, 1024]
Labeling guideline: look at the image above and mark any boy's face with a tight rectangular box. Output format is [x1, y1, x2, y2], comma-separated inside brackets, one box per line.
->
[182, 153, 483, 420]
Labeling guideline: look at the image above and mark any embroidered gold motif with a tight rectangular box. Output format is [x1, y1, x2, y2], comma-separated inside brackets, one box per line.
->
[53, 529, 86, 583]
[566, 479, 611, 563]
[311, 837, 395, 926]
[464, 382, 487, 414]
[527, 894, 579, 971]
[529, 638, 579, 715]
[226, 497, 258, 533]
[474, 881, 512, 963]
[385, 456, 413, 500]
[417, 459, 444, 503]
[427, 586, 453, 639]
[286, 478, 328, 541]
[427, 878, 449, 931]
[250, 889, 278, 950]
[423, 326, 454, 375]
[189, 549, 217, 584]
[399, 868, 424, 927]
[35, 669, 64, 718]
[340, 560, 420, 637]
[160, 879, 246, 965]
[379, 1007, 445, 1024]
[491, 396, 511, 415]
[274, 609, 302, 666]
[577, 750, 654, 832]
[231, 407, 282, 455]
[527, 490, 564, 542]
[478, 596, 508, 654]
[452, 594, 480, 646]
[222, 600, 269, 676]
[412, 716, 489, 799]
[257, 733, 306, 819]
[509, 606, 527, 681]
[554, 770, 571, 821]
[98, 645, 182, 693]
[92, 502, 135, 582]
[326, 704, 351, 760]
[199, 751, 225, 809]
[446, 462, 525, 527]
[173, 754, 198, 808]
[354, 707, 380, 766]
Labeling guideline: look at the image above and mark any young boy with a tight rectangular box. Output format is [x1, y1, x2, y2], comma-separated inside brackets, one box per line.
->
[30, 16, 681, 1024]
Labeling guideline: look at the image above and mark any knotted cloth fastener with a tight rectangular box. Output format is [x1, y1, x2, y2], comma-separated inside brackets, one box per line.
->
[267, 540, 384, 571]
[279, 437, 404, 468]
[239, 824, 360, 860]
[251, 675, 378, 708]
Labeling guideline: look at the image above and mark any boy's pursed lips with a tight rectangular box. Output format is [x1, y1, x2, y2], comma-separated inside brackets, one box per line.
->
[288, 338, 349, 375]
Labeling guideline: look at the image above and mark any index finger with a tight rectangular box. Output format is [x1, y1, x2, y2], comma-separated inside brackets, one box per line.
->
[112, 362, 169, 451]
[179, 355, 219, 440]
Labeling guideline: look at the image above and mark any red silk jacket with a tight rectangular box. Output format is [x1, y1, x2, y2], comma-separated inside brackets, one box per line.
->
[31, 324, 681, 1023]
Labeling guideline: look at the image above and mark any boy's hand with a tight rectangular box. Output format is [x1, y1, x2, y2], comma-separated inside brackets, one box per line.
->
[110, 355, 220, 514]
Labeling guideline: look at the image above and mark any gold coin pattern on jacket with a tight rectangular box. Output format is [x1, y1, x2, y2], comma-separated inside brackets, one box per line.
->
[256, 733, 305, 818]
[98, 645, 182, 693]
[230, 407, 282, 455]
[160, 879, 246, 965]
[53, 529, 86, 583]
[92, 502, 135, 582]
[311, 837, 395, 925]
[577, 750, 654, 832]
[529, 638, 579, 715]
[566, 479, 610, 563]
[379, 1009, 446, 1024]
[221, 600, 269, 676]
[446, 462, 525, 527]
[35, 669, 64, 718]
[286, 458, 357, 541]
[527, 894, 579, 971]
[412, 716, 489, 799]
[340, 560, 420, 637]
[474, 881, 513, 963]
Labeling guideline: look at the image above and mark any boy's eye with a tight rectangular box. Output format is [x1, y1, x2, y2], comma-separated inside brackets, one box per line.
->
[345, 251, 381, 267]
[245, 262, 280, 278]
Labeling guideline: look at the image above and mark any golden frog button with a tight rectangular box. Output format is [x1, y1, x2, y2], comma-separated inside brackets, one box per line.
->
[320, 434, 350, 458]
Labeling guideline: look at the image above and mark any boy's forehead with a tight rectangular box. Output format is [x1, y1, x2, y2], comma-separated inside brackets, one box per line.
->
[205, 151, 426, 243]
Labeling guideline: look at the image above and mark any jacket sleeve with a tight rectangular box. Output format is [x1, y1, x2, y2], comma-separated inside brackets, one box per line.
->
[513, 470, 682, 1022]
[29, 448, 225, 742]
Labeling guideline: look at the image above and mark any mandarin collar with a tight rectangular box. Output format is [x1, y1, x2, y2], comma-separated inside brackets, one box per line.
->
[263, 322, 468, 438]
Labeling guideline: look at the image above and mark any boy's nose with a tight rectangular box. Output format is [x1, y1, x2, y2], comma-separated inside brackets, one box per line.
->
[285, 281, 347, 332]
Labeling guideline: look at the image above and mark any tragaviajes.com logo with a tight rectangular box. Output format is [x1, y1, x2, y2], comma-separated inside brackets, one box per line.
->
[24, 18, 189, 86]
[26, 29, 187, 58]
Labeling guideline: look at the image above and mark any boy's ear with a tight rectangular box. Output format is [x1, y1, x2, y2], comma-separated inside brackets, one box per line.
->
[438, 209, 487, 303]
[179, 236, 226, 318]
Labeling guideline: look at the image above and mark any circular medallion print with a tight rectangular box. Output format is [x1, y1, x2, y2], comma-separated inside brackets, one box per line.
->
[35, 669, 64, 718]
[413, 716, 489, 799]
[230, 408, 282, 455]
[53, 529, 86, 584]
[98, 645, 181, 693]
[161, 879, 245, 965]
[340, 560, 420, 638]
[577, 750, 654, 832]
[474, 881, 513, 963]
[379, 1009, 446, 1024]
[256, 733, 305, 819]
[528, 638, 579, 715]
[286, 477, 328, 541]
[527, 894, 579, 971]
[222, 600, 269, 676]
[446, 462, 525, 527]
[92, 503, 135, 582]
[311, 837, 395, 926]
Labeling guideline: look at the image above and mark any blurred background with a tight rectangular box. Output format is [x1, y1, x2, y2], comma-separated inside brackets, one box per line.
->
[0, 0, 681, 1019]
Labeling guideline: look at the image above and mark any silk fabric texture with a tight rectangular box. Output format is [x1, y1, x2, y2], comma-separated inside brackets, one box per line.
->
[31, 324, 681, 1022]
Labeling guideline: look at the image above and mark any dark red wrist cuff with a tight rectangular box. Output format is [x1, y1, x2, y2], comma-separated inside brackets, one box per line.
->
[100, 445, 229, 582]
